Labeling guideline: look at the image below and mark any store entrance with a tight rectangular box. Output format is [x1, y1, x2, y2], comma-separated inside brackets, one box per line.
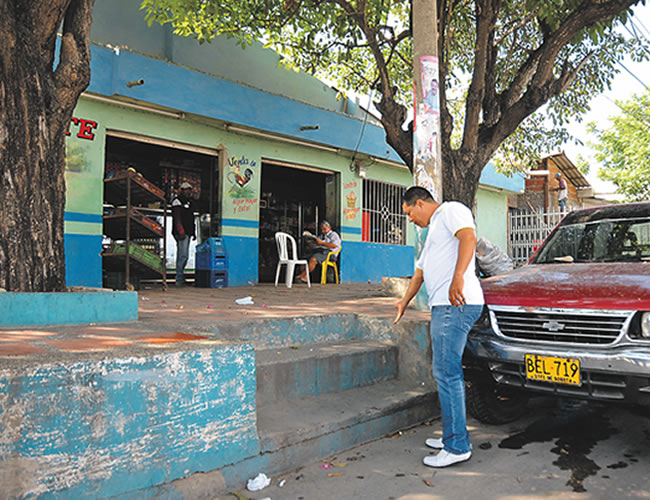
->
[103, 134, 220, 285]
[258, 162, 339, 283]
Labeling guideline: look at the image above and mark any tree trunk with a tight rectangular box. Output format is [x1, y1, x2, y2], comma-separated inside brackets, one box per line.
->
[442, 148, 483, 208]
[0, 1, 93, 292]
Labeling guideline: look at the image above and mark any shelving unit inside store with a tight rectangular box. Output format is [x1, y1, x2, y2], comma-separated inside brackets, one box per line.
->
[102, 169, 168, 291]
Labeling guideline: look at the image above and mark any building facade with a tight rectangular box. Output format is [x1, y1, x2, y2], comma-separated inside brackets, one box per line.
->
[63, 0, 521, 288]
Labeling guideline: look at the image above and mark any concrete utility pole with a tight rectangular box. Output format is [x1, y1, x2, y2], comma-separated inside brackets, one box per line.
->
[412, 0, 442, 202]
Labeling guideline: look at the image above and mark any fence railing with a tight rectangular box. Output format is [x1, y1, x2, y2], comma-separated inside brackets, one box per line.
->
[508, 209, 566, 266]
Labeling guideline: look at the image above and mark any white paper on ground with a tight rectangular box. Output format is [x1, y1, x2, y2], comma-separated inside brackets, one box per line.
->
[247, 472, 271, 491]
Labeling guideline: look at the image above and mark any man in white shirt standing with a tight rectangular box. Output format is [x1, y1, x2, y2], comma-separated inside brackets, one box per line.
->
[394, 186, 484, 468]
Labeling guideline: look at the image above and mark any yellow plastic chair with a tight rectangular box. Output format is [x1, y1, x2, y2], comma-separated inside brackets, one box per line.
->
[320, 248, 341, 284]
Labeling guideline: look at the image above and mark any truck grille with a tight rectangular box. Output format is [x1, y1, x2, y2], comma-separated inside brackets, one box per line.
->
[491, 308, 631, 345]
[487, 361, 632, 400]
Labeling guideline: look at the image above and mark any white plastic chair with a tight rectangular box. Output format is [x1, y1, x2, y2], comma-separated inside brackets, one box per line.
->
[274, 232, 311, 289]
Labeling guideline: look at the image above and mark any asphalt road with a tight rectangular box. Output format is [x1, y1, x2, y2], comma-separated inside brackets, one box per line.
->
[223, 397, 650, 500]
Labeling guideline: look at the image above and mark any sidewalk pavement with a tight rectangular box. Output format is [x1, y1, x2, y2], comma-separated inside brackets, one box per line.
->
[213, 398, 640, 500]
[213, 408, 562, 500]
[0, 283, 428, 359]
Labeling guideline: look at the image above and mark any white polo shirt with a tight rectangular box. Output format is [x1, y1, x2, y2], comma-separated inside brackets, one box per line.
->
[416, 201, 484, 307]
[321, 230, 341, 253]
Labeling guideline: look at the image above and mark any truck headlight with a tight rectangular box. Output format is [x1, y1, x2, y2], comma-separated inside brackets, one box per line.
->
[642, 312, 650, 338]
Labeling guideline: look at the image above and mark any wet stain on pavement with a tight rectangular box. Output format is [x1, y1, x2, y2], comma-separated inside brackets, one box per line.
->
[498, 404, 617, 493]
[606, 461, 628, 469]
[478, 442, 492, 450]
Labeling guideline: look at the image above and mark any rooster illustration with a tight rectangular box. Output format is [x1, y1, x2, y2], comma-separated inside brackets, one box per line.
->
[228, 167, 253, 188]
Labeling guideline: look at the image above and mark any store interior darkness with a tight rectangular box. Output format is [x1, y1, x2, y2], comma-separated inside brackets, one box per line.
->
[104, 136, 219, 239]
[259, 163, 331, 282]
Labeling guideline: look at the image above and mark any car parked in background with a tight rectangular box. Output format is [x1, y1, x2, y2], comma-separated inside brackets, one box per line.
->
[465, 203, 650, 423]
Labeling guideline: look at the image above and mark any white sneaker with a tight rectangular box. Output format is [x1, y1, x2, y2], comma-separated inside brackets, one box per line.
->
[423, 449, 472, 468]
[425, 437, 443, 449]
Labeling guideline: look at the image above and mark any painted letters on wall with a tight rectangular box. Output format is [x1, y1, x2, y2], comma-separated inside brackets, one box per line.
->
[226, 155, 258, 215]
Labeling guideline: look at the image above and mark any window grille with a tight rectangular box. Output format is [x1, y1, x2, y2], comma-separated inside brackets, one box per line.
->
[362, 179, 407, 245]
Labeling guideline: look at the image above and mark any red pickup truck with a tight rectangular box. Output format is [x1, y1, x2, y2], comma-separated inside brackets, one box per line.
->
[465, 203, 650, 423]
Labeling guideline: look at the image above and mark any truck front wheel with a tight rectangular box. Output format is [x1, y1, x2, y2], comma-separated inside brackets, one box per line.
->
[465, 370, 528, 424]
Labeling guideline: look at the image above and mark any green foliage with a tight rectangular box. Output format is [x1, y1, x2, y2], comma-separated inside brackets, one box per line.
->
[140, 0, 649, 178]
[574, 154, 591, 176]
[588, 90, 650, 201]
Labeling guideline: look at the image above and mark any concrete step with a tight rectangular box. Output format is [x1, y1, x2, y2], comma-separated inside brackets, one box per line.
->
[257, 379, 435, 453]
[216, 379, 437, 488]
[256, 340, 398, 406]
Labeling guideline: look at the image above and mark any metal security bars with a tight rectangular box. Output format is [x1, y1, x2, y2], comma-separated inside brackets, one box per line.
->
[508, 209, 565, 266]
[362, 179, 407, 245]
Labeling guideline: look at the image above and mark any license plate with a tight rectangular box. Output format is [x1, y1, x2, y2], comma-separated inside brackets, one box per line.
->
[525, 354, 581, 386]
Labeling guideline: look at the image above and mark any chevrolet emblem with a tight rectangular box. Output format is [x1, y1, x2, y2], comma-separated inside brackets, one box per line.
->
[542, 320, 565, 332]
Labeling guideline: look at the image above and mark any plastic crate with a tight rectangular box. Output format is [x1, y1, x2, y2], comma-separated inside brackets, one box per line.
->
[195, 252, 227, 271]
[196, 237, 226, 256]
[110, 242, 163, 272]
[195, 269, 228, 288]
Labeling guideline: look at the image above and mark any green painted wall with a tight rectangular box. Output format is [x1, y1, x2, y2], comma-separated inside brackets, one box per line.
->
[65, 101, 105, 230]
[475, 188, 509, 252]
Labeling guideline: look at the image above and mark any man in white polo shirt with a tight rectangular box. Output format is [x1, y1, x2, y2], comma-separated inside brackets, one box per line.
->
[394, 186, 484, 468]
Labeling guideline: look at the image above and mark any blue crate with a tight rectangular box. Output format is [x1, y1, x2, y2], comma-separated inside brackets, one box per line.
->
[196, 237, 226, 256]
[195, 269, 228, 288]
[195, 252, 227, 271]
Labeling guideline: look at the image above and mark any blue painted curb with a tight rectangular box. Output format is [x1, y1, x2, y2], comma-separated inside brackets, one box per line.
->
[0, 291, 138, 326]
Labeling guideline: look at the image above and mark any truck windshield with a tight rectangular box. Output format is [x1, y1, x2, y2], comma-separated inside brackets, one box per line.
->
[531, 217, 650, 264]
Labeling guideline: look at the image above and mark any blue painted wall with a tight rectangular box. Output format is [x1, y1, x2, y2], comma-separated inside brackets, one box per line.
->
[90, 0, 374, 123]
[0, 344, 257, 498]
[221, 235, 259, 287]
[479, 162, 526, 192]
[341, 242, 415, 283]
[64, 233, 103, 287]
[218, 238, 415, 286]
[0, 291, 137, 326]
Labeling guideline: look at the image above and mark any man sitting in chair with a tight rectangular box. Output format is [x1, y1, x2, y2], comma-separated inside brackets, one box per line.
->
[297, 220, 341, 283]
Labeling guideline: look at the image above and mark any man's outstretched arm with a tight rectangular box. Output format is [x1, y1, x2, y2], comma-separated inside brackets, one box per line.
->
[394, 268, 424, 324]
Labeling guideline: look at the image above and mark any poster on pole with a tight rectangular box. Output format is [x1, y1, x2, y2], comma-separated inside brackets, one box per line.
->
[414, 56, 441, 199]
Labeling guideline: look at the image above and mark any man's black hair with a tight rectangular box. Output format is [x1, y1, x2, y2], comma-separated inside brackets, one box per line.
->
[402, 186, 434, 205]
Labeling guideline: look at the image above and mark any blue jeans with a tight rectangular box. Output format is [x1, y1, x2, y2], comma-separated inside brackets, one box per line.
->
[176, 237, 190, 284]
[430, 305, 483, 454]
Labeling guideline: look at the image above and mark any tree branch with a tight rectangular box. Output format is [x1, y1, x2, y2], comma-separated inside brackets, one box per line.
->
[461, 0, 501, 151]
[51, 0, 93, 142]
[331, 0, 393, 101]
[484, 0, 639, 162]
